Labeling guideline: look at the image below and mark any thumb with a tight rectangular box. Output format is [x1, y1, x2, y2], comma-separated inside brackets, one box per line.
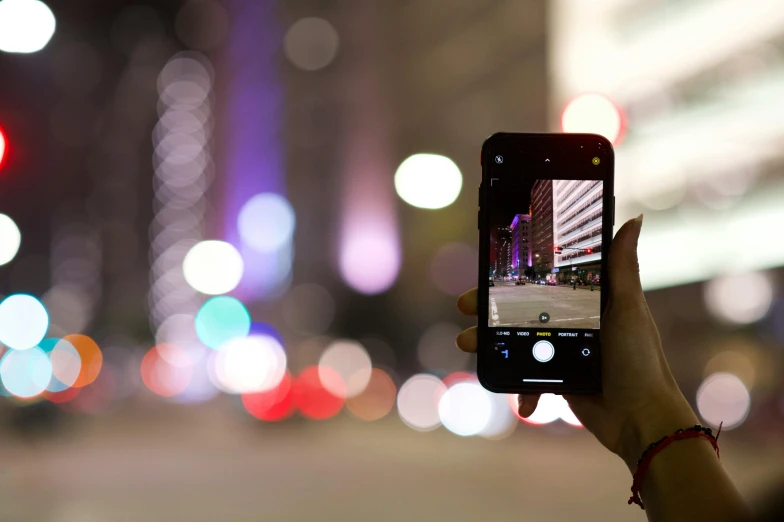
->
[608, 214, 643, 304]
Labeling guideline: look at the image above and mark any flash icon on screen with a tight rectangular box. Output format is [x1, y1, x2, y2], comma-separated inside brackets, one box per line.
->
[592, 157, 601, 165]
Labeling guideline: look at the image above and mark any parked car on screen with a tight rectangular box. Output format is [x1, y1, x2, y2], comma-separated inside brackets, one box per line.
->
[515, 277, 525, 286]
[489, 277, 494, 287]
[546, 280, 557, 286]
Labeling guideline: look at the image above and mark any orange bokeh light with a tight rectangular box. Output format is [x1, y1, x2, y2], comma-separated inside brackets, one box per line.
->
[63, 334, 103, 388]
[346, 368, 397, 421]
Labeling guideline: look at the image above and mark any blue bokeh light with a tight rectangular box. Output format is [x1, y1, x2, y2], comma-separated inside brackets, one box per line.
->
[195, 296, 251, 349]
[0, 346, 53, 398]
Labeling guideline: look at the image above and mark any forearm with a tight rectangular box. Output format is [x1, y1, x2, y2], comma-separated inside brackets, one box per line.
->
[619, 397, 752, 522]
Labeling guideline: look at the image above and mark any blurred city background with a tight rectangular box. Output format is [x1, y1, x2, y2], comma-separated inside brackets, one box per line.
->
[0, 0, 783, 520]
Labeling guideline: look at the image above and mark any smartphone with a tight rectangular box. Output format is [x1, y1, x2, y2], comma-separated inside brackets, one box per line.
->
[477, 133, 614, 395]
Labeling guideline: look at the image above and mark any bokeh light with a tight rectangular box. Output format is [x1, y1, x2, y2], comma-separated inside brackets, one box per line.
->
[0, 0, 56, 54]
[0, 346, 52, 398]
[64, 334, 103, 388]
[0, 294, 49, 350]
[704, 350, 757, 389]
[339, 227, 401, 295]
[242, 370, 295, 422]
[394, 154, 463, 209]
[283, 17, 339, 71]
[0, 126, 6, 167]
[704, 271, 774, 325]
[417, 322, 470, 372]
[438, 381, 492, 437]
[0, 214, 21, 266]
[42, 284, 91, 334]
[346, 368, 397, 421]
[46, 338, 81, 392]
[293, 366, 345, 420]
[237, 193, 296, 253]
[561, 93, 625, 145]
[182, 240, 244, 295]
[696, 372, 751, 430]
[155, 313, 207, 367]
[211, 335, 286, 394]
[397, 373, 447, 431]
[479, 392, 518, 440]
[318, 339, 372, 399]
[281, 283, 335, 335]
[141, 344, 193, 397]
[430, 243, 478, 296]
[511, 393, 578, 426]
[195, 296, 251, 349]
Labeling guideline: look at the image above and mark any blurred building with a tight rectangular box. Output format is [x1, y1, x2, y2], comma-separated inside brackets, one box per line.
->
[551, 0, 784, 289]
[510, 213, 531, 278]
[531, 179, 554, 279]
[553, 180, 602, 281]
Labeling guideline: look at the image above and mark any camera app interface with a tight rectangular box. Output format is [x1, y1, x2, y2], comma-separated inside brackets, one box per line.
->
[488, 178, 603, 329]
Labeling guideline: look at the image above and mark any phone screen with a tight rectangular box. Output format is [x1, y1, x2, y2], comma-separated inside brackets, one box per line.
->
[478, 133, 613, 394]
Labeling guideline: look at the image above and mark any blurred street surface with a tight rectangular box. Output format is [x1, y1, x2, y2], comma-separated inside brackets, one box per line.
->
[0, 400, 781, 522]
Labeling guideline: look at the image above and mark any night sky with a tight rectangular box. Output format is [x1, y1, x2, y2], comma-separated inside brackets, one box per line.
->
[487, 174, 536, 230]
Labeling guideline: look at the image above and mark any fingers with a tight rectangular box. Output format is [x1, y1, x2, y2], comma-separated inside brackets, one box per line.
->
[455, 326, 477, 353]
[518, 394, 540, 418]
[456, 288, 478, 316]
[608, 215, 644, 304]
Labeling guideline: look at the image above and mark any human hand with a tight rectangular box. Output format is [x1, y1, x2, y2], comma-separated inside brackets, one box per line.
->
[456, 216, 699, 469]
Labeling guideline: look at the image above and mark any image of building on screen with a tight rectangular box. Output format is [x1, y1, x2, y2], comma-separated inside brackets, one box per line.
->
[552, 180, 603, 284]
[531, 179, 554, 281]
[490, 226, 512, 279]
[510, 213, 531, 279]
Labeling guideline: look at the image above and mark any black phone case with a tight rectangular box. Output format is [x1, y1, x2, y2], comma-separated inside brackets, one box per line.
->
[477, 132, 614, 395]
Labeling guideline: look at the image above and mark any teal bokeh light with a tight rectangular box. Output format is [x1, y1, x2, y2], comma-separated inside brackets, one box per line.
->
[195, 296, 251, 349]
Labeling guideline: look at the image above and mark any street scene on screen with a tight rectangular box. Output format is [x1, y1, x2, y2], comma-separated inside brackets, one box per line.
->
[488, 179, 603, 329]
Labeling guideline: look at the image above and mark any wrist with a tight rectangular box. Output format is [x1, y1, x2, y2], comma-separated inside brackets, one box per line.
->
[618, 394, 700, 471]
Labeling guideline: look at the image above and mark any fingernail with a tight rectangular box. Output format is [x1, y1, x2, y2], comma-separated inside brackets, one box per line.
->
[456, 331, 466, 346]
[627, 214, 643, 247]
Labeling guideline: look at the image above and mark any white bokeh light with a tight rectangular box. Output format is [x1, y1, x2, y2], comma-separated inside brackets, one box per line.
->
[697, 372, 751, 430]
[397, 374, 447, 431]
[704, 271, 774, 325]
[0, 346, 52, 398]
[438, 382, 492, 437]
[211, 335, 286, 394]
[48, 338, 81, 390]
[0, 0, 56, 54]
[561, 93, 624, 145]
[0, 214, 21, 266]
[237, 193, 296, 253]
[318, 339, 372, 399]
[283, 17, 339, 71]
[0, 294, 49, 350]
[513, 393, 576, 426]
[479, 392, 519, 439]
[394, 154, 463, 209]
[182, 240, 244, 295]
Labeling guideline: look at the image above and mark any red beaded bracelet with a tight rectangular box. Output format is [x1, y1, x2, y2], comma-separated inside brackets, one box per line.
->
[628, 423, 722, 510]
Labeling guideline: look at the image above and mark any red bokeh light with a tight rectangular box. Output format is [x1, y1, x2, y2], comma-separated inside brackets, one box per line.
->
[242, 370, 295, 422]
[44, 386, 81, 404]
[442, 371, 477, 388]
[0, 126, 7, 168]
[293, 365, 345, 420]
[561, 92, 626, 146]
[141, 344, 193, 397]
